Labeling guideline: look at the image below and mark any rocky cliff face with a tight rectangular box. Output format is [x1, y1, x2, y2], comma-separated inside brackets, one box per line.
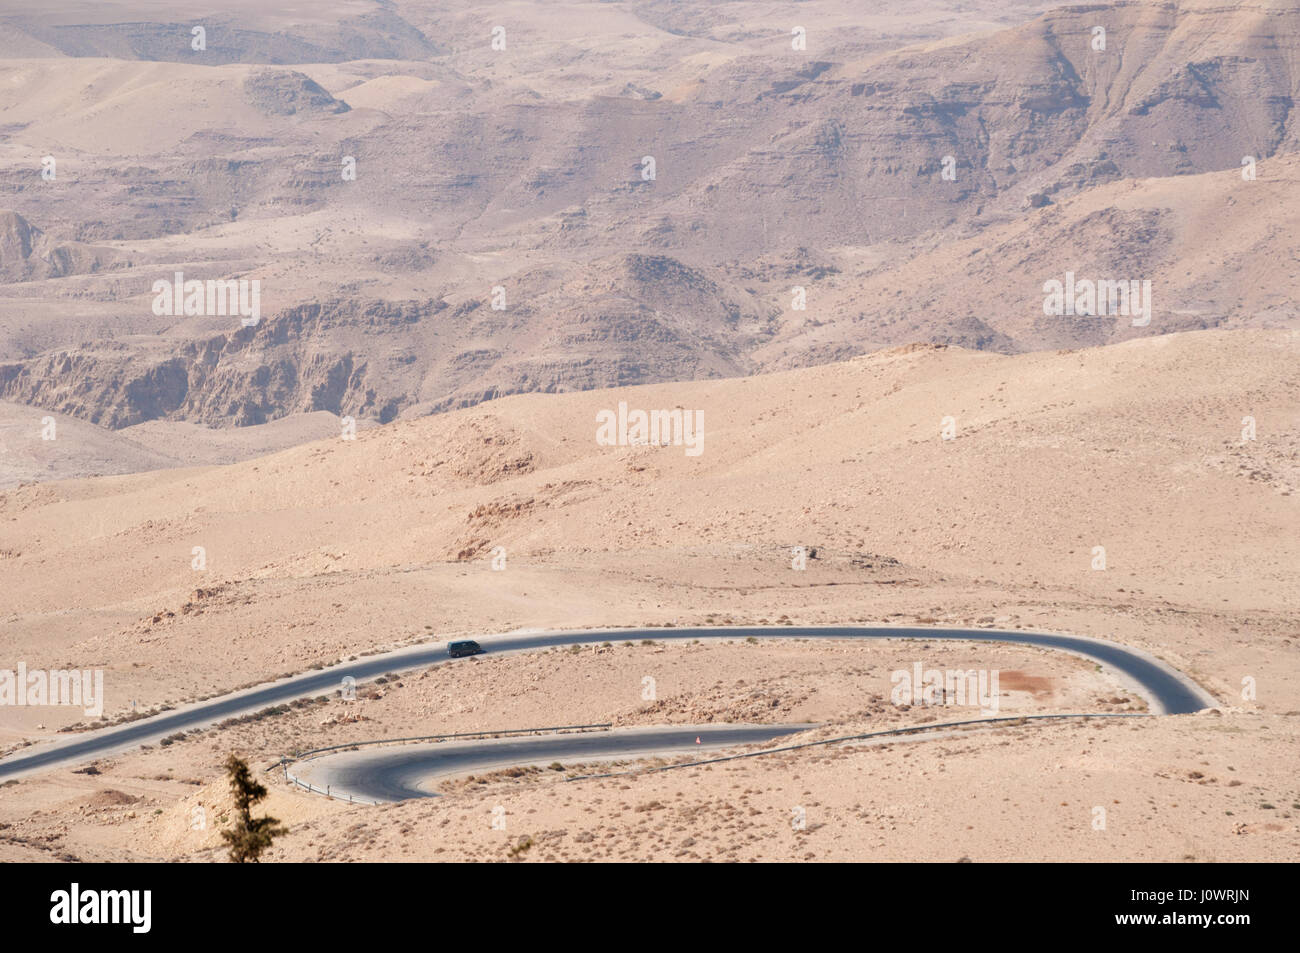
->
[0, 211, 122, 282]
[0, 299, 432, 428]
[0, 9, 442, 65]
[0, 0, 1296, 433]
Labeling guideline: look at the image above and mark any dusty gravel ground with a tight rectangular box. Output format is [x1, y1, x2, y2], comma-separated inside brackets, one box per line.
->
[0, 330, 1295, 861]
[3, 639, 1295, 863]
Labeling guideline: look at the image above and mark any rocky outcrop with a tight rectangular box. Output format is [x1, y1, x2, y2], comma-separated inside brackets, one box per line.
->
[0, 210, 122, 281]
[0, 299, 436, 428]
[243, 69, 350, 116]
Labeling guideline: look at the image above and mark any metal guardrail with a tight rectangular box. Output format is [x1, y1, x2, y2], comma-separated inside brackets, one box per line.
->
[280, 714, 1148, 801]
[284, 772, 384, 806]
[279, 722, 614, 805]
[564, 712, 1150, 781]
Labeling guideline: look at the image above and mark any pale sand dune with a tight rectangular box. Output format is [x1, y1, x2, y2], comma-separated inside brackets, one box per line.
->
[332, 74, 444, 111]
[0, 403, 376, 486]
[0, 400, 180, 485]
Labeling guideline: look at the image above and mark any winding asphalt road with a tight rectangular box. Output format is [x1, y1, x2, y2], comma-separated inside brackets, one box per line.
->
[0, 625, 1216, 781]
[291, 724, 814, 803]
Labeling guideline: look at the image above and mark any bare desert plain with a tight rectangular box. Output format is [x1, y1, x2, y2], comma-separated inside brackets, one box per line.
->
[0, 0, 1297, 868]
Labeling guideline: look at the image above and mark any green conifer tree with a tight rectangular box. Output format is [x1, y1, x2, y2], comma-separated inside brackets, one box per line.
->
[220, 754, 288, 863]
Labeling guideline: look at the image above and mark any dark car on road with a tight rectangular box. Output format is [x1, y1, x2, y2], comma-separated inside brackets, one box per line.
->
[447, 640, 484, 658]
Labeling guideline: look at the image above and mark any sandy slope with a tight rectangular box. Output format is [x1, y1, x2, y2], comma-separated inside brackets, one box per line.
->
[0, 327, 1294, 861]
[1, 327, 1294, 709]
[764, 153, 1300, 364]
[0, 403, 379, 486]
[0, 639, 1292, 862]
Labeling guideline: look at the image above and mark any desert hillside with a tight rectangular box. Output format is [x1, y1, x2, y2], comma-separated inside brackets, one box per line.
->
[1, 0, 1297, 440]
[1, 328, 1294, 728]
[0, 331, 1295, 864]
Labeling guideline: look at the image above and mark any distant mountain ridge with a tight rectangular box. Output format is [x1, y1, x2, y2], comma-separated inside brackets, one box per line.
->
[0, 0, 1295, 434]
